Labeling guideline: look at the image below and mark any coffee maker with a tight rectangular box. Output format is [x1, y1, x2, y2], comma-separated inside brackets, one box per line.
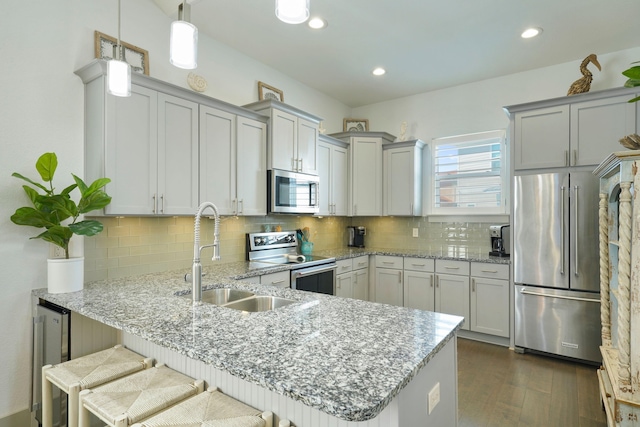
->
[489, 224, 510, 257]
[347, 226, 366, 248]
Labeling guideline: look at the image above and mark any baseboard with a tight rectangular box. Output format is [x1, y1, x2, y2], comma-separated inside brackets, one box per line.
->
[0, 409, 34, 427]
[457, 330, 510, 347]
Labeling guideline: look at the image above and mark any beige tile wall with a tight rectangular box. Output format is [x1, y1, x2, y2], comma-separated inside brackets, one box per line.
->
[84, 215, 494, 282]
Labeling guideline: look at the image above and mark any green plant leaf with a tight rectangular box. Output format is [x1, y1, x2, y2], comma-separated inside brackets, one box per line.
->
[35, 152, 57, 183]
[78, 190, 112, 214]
[622, 66, 640, 79]
[10, 207, 57, 228]
[624, 78, 640, 88]
[33, 226, 73, 251]
[74, 175, 111, 198]
[36, 194, 76, 222]
[72, 174, 89, 194]
[11, 172, 49, 194]
[60, 183, 77, 196]
[628, 95, 640, 103]
[69, 220, 104, 237]
[22, 185, 40, 205]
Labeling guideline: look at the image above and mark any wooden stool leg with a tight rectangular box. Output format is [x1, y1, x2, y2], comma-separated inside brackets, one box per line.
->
[78, 390, 91, 427]
[42, 365, 53, 427]
[68, 383, 80, 427]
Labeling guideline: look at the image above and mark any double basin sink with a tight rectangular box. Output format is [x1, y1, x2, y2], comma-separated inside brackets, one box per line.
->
[194, 288, 295, 312]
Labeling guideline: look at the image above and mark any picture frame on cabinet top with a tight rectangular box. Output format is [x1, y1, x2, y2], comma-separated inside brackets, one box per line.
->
[343, 118, 369, 132]
[258, 81, 284, 102]
[94, 30, 150, 76]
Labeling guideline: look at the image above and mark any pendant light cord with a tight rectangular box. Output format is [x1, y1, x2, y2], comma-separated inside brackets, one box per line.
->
[116, 0, 122, 60]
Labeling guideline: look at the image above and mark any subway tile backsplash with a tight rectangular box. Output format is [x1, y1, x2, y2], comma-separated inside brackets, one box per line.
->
[84, 215, 494, 282]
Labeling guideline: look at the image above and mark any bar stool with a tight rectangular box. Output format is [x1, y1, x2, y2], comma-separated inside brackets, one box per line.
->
[78, 363, 204, 427]
[130, 387, 273, 427]
[42, 345, 152, 427]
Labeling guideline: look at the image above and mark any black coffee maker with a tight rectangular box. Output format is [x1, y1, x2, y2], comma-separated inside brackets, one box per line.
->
[489, 224, 510, 257]
[347, 226, 366, 248]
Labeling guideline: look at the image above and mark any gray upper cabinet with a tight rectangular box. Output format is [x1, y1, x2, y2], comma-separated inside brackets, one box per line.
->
[383, 139, 424, 216]
[75, 60, 267, 216]
[243, 100, 322, 175]
[506, 87, 639, 171]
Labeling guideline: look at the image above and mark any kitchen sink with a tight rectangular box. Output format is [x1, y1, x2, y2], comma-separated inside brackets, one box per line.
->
[222, 296, 295, 312]
[199, 288, 255, 305]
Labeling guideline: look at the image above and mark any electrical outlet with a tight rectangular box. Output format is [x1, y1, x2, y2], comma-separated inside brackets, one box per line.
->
[412, 228, 419, 238]
[50, 243, 65, 259]
[428, 382, 440, 415]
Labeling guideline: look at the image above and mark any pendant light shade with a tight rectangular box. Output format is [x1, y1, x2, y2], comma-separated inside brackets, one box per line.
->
[107, 0, 131, 97]
[276, 0, 310, 24]
[170, 3, 198, 69]
[107, 58, 131, 97]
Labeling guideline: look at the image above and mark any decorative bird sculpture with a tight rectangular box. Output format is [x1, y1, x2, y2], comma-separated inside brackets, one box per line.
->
[567, 54, 601, 95]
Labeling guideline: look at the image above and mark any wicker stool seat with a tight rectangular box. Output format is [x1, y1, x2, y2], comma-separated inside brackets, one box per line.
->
[130, 387, 272, 427]
[78, 363, 204, 427]
[42, 344, 152, 427]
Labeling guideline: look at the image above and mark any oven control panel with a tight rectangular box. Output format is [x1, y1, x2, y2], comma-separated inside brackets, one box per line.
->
[247, 232, 297, 251]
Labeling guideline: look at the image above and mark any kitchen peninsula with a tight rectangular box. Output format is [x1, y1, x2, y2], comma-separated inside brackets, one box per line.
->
[33, 257, 463, 426]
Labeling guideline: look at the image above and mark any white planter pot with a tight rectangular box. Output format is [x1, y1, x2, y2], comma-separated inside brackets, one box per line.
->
[47, 257, 84, 294]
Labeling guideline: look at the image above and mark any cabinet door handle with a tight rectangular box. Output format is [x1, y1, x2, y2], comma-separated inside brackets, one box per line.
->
[238, 199, 244, 214]
[354, 204, 357, 215]
[445, 266, 460, 270]
[299, 158, 303, 172]
[271, 279, 286, 285]
[412, 263, 426, 267]
[232, 199, 238, 215]
[572, 149, 577, 166]
[430, 274, 434, 288]
[383, 261, 395, 265]
[574, 185, 579, 277]
[410, 203, 413, 214]
[292, 158, 297, 171]
[481, 269, 498, 273]
[398, 271, 402, 283]
[435, 275, 439, 288]
[152, 194, 157, 214]
[564, 150, 569, 167]
[357, 262, 367, 267]
[472, 278, 476, 292]
[160, 194, 164, 214]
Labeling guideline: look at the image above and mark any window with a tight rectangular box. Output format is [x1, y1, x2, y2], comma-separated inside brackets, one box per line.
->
[430, 130, 507, 215]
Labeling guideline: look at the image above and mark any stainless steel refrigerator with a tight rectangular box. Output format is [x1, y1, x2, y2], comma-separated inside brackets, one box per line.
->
[513, 171, 601, 363]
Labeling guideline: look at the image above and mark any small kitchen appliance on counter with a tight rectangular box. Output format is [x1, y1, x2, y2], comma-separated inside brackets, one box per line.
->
[347, 226, 366, 248]
[489, 224, 510, 257]
[246, 231, 336, 295]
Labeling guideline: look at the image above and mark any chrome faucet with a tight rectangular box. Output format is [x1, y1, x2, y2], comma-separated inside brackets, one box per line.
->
[192, 202, 221, 303]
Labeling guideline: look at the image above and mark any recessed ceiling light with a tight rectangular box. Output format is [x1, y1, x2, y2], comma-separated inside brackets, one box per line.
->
[521, 27, 542, 39]
[372, 67, 386, 76]
[308, 17, 327, 29]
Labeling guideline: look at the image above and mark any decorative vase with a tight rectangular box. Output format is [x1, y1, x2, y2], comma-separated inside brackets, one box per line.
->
[47, 257, 84, 293]
[300, 241, 314, 255]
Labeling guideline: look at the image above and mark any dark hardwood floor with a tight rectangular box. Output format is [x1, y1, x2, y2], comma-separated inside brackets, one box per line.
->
[457, 338, 606, 427]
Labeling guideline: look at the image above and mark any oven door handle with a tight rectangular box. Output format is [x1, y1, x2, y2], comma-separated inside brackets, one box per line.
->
[291, 264, 337, 279]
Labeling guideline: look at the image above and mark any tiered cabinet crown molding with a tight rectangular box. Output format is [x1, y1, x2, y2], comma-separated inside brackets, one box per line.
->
[383, 139, 425, 216]
[505, 86, 639, 171]
[75, 60, 268, 216]
[594, 150, 640, 426]
[317, 134, 349, 216]
[330, 131, 396, 217]
[243, 99, 322, 175]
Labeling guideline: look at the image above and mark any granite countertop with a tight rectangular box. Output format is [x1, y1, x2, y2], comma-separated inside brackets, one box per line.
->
[34, 260, 464, 422]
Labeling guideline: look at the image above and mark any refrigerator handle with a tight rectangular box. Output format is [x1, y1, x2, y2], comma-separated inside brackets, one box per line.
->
[31, 314, 44, 412]
[574, 185, 579, 277]
[561, 185, 566, 275]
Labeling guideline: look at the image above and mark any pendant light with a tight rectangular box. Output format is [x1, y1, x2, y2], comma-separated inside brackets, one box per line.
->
[170, 2, 198, 69]
[107, 0, 131, 97]
[275, 0, 310, 24]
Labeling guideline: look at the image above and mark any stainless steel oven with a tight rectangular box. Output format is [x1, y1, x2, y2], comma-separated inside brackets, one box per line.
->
[247, 231, 336, 295]
[268, 169, 320, 214]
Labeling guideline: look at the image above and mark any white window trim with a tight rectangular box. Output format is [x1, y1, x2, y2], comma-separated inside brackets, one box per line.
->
[426, 129, 509, 216]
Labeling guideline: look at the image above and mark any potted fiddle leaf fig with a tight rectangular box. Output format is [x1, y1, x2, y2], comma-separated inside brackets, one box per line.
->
[622, 61, 640, 103]
[11, 152, 111, 293]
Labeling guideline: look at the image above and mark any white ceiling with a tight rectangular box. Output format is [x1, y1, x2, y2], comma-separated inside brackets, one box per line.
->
[152, 0, 640, 107]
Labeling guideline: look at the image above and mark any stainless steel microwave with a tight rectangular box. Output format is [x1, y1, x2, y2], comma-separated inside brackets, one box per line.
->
[268, 169, 319, 214]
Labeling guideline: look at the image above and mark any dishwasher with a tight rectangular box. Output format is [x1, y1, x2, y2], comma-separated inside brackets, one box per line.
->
[32, 300, 70, 427]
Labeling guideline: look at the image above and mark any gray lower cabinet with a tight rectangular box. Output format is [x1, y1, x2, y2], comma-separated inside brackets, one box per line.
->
[435, 260, 470, 331]
[374, 256, 404, 306]
[336, 256, 369, 301]
[403, 258, 435, 311]
[470, 263, 510, 337]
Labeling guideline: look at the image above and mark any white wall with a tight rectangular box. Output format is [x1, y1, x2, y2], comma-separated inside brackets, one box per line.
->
[352, 46, 640, 142]
[0, 0, 349, 418]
